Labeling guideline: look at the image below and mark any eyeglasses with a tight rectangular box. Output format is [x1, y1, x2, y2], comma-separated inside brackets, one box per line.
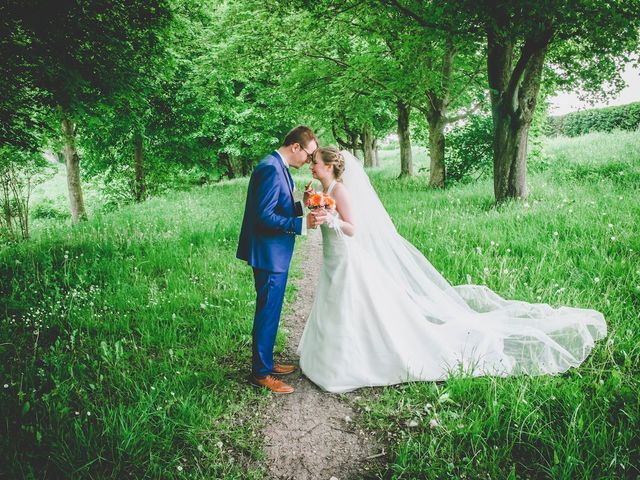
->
[299, 145, 316, 163]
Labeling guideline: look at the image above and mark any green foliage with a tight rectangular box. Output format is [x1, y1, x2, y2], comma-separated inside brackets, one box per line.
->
[0, 179, 283, 478]
[445, 115, 493, 183]
[546, 101, 640, 137]
[31, 199, 70, 220]
[443, 107, 548, 184]
[0, 146, 56, 241]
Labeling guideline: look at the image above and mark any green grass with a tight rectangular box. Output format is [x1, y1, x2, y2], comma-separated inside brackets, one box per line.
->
[0, 179, 303, 478]
[351, 130, 640, 479]
[2, 130, 638, 478]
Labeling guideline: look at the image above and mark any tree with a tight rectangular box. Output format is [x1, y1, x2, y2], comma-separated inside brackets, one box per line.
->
[0, 1, 52, 152]
[462, 0, 640, 202]
[3, 0, 173, 220]
[0, 146, 54, 240]
[378, 0, 487, 187]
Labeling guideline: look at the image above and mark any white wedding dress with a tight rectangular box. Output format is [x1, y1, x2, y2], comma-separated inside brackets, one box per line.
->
[297, 152, 607, 394]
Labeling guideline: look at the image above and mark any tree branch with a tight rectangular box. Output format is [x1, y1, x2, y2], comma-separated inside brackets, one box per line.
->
[378, 0, 458, 34]
[505, 28, 553, 113]
[444, 98, 485, 123]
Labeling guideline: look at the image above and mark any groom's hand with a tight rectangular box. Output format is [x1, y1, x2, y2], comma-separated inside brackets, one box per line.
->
[307, 209, 327, 229]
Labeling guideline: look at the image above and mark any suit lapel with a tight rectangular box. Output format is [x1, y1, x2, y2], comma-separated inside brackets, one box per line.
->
[273, 152, 295, 202]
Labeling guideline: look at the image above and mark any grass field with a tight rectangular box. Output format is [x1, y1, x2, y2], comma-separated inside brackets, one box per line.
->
[1, 130, 638, 478]
[1, 180, 288, 478]
[350, 131, 639, 479]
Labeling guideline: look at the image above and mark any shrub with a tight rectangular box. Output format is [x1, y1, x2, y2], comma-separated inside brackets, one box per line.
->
[546, 101, 640, 137]
[31, 199, 70, 220]
[445, 115, 493, 184]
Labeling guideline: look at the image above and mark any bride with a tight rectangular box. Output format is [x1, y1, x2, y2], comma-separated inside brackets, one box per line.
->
[297, 147, 607, 394]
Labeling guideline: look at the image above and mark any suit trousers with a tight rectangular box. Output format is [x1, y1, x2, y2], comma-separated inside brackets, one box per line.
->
[252, 267, 289, 377]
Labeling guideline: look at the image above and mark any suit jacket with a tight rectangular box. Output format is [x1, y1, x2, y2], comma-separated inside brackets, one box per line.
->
[236, 152, 304, 273]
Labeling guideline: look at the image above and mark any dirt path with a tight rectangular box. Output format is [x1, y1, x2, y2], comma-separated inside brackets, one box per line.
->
[261, 229, 384, 480]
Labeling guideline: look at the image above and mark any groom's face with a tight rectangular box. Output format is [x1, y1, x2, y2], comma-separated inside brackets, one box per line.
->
[290, 140, 318, 169]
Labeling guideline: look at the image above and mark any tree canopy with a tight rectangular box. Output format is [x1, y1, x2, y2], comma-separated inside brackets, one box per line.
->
[2, 0, 639, 212]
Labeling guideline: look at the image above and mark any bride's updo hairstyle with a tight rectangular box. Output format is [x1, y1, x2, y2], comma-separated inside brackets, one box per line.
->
[317, 147, 346, 181]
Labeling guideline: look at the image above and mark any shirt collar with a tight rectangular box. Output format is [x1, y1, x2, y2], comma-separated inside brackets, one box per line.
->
[273, 150, 289, 169]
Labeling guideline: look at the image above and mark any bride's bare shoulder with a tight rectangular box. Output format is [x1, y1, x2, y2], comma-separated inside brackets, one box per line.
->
[333, 181, 349, 194]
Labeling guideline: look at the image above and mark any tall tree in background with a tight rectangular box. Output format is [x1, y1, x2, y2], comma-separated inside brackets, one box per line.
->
[3, 0, 173, 220]
[378, 0, 487, 187]
[462, 0, 640, 202]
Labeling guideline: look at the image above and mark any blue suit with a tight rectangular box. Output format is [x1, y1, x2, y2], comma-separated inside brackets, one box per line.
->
[237, 152, 304, 377]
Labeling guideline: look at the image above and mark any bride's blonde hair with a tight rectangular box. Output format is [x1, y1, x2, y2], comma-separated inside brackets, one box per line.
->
[316, 147, 345, 181]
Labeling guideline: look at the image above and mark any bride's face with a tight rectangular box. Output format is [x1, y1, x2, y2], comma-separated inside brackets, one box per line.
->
[309, 152, 333, 180]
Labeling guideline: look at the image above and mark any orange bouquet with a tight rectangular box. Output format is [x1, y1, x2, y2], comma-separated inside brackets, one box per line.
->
[305, 192, 336, 210]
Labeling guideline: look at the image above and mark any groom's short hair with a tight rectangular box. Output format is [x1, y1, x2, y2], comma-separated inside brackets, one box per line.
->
[282, 125, 317, 149]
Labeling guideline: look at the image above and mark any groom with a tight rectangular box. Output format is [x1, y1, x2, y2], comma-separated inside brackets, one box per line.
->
[236, 125, 326, 394]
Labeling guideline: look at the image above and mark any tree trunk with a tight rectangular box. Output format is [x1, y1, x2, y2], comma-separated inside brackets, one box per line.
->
[362, 124, 375, 167]
[397, 100, 413, 177]
[428, 113, 446, 188]
[349, 131, 359, 157]
[0, 177, 13, 236]
[332, 123, 351, 152]
[426, 37, 455, 188]
[241, 157, 253, 177]
[487, 13, 552, 203]
[60, 111, 87, 222]
[219, 152, 235, 179]
[134, 133, 146, 202]
[372, 138, 379, 167]
[493, 113, 530, 201]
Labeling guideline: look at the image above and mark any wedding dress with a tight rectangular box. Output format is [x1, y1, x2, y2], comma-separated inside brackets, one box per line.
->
[297, 151, 607, 394]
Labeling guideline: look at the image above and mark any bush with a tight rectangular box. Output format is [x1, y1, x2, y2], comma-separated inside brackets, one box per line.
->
[546, 101, 640, 137]
[445, 115, 493, 183]
[31, 199, 70, 220]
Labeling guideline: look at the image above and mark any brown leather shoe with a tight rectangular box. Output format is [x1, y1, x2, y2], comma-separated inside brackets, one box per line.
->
[272, 363, 297, 376]
[249, 375, 295, 394]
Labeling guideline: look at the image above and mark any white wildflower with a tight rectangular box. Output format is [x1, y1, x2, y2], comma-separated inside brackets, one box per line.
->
[438, 392, 450, 403]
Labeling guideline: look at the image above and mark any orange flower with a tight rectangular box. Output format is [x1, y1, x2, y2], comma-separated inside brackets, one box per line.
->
[325, 195, 336, 210]
[306, 193, 326, 208]
[305, 192, 336, 210]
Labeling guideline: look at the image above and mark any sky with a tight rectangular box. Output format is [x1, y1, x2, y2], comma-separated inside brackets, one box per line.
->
[547, 62, 640, 115]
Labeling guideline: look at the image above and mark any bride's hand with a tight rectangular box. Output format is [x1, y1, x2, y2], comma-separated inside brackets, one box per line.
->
[303, 181, 315, 195]
[306, 209, 326, 227]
